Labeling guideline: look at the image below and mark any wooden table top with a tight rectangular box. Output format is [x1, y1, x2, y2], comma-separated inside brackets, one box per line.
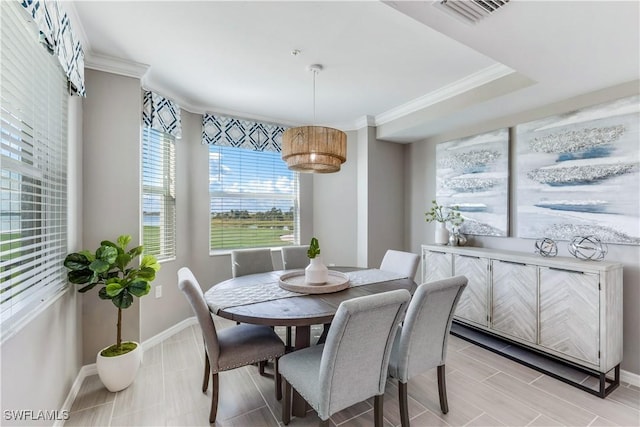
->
[207, 267, 416, 327]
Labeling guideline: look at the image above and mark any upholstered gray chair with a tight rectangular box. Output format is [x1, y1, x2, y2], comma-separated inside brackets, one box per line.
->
[281, 245, 310, 270]
[388, 275, 468, 426]
[231, 248, 274, 278]
[280, 289, 411, 427]
[380, 249, 420, 280]
[177, 267, 285, 423]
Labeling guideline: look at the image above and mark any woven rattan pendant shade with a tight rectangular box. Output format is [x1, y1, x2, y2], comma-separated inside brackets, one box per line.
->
[281, 64, 347, 173]
[282, 125, 346, 173]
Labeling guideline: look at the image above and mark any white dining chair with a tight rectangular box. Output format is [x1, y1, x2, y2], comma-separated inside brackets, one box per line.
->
[380, 249, 420, 279]
[388, 275, 468, 426]
[177, 267, 285, 423]
[281, 245, 310, 270]
[280, 289, 411, 427]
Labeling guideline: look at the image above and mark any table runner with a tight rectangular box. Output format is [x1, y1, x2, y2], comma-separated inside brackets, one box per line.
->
[205, 269, 408, 313]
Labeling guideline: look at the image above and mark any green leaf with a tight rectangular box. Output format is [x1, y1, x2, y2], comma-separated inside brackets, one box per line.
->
[64, 253, 90, 271]
[115, 253, 132, 271]
[89, 259, 111, 274]
[136, 266, 157, 281]
[78, 250, 95, 262]
[128, 245, 144, 258]
[112, 290, 133, 309]
[68, 269, 95, 284]
[141, 255, 160, 272]
[98, 287, 112, 300]
[78, 282, 99, 293]
[105, 282, 124, 297]
[96, 245, 118, 264]
[117, 235, 132, 250]
[129, 280, 151, 297]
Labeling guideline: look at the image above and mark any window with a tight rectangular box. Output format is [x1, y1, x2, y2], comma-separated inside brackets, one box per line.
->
[142, 127, 176, 260]
[209, 145, 298, 250]
[0, 0, 69, 336]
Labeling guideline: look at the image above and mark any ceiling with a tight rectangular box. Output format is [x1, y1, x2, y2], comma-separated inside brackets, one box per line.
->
[67, 1, 640, 143]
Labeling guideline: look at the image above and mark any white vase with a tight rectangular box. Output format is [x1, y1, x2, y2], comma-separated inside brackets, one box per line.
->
[435, 222, 450, 245]
[96, 341, 142, 392]
[305, 256, 329, 285]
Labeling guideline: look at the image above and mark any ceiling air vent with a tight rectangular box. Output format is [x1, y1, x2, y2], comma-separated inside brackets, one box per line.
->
[433, 0, 510, 25]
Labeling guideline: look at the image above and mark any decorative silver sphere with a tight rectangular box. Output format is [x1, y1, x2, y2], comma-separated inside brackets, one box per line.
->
[535, 238, 558, 257]
[568, 235, 608, 261]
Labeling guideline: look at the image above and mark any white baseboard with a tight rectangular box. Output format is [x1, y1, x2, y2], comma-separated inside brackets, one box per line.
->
[59, 316, 197, 423]
[141, 316, 198, 351]
[621, 368, 640, 388]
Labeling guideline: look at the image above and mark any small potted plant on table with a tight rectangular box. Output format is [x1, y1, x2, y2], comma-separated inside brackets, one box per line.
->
[64, 235, 160, 392]
[305, 237, 328, 284]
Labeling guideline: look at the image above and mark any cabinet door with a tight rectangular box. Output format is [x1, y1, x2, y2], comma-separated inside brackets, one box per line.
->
[422, 250, 452, 283]
[453, 254, 489, 327]
[539, 267, 599, 365]
[491, 260, 537, 343]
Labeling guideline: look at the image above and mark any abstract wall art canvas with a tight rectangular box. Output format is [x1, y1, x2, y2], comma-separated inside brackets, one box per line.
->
[516, 95, 640, 245]
[436, 128, 509, 236]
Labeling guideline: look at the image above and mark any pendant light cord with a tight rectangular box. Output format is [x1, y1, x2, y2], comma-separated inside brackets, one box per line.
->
[312, 69, 317, 125]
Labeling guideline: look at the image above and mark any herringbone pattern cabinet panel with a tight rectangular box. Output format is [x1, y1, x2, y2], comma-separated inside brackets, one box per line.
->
[492, 261, 537, 343]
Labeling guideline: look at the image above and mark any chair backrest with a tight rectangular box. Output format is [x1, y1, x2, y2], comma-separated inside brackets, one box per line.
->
[177, 267, 221, 371]
[231, 248, 274, 278]
[317, 289, 411, 418]
[393, 275, 467, 382]
[281, 245, 310, 270]
[379, 249, 420, 279]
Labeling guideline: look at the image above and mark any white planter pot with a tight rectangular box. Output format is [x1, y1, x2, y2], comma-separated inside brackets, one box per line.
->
[96, 341, 142, 392]
[434, 222, 450, 245]
[305, 256, 329, 285]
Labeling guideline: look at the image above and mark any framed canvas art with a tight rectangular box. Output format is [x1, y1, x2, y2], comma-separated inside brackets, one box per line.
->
[436, 128, 509, 236]
[516, 95, 640, 245]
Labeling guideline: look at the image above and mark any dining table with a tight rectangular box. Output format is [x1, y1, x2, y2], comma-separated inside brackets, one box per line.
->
[204, 266, 417, 418]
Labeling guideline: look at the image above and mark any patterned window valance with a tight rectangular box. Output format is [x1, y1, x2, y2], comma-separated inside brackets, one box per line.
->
[202, 113, 287, 153]
[20, 0, 85, 96]
[143, 90, 182, 139]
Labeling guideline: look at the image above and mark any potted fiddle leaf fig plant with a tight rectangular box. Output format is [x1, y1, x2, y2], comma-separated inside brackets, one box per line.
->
[305, 237, 328, 284]
[63, 234, 160, 392]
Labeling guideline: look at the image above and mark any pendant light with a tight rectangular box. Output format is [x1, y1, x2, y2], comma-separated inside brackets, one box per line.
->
[282, 64, 347, 173]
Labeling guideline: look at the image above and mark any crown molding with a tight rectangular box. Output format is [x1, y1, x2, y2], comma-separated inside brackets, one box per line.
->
[374, 63, 515, 126]
[85, 53, 150, 80]
[353, 115, 376, 130]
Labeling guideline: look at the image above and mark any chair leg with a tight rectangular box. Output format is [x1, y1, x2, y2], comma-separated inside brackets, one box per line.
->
[283, 378, 291, 425]
[437, 364, 449, 414]
[398, 381, 410, 427]
[374, 394, 384, 427]
[286, 326, 292, 350]
[209, 373, 219, 423]
[275, 358, 282, 401]
[319, 419, 330, 427]
[317, 323, 331, 344]
[202, 351, 210, 392]
[259, 360, 267, 376]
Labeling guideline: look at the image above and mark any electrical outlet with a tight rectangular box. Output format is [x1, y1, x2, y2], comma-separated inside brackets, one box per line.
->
[328, 263, 336, 267]
[155, 285, 162, 298]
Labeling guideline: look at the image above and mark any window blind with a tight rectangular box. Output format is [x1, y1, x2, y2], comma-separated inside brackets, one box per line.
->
[142, 127, 176, 260]
[209, 145, 299, 250]
[1, 0, 68, 336]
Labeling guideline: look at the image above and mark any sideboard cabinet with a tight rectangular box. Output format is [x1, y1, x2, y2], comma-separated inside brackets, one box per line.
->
[421, 244, 623, 379]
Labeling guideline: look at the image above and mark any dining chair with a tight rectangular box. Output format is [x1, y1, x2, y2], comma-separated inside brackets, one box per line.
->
[230, 247, 292, 356]
[230, 248, 274, 277]
[280, 289, 411, 427]
[281, 245, 310, 270]
[388, 275, 468, 427]
[177, 267, 285, 423]
[380, 249, 420, 280]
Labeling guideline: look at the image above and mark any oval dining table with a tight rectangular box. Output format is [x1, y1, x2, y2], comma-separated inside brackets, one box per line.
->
[205, 266, 417, 418]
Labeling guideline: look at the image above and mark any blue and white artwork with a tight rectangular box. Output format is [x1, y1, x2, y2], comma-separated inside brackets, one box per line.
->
[436, 129, 509, 236]
[516, 95, 640, 245]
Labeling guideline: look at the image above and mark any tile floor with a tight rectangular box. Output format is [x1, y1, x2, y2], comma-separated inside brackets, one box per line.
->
[65, 317, 640, 426]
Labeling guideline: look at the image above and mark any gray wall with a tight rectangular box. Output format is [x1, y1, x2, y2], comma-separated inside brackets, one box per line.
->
[81, 70, 143, 363]
[0, 94, 84, 425]
[407, 80, 640, 375]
